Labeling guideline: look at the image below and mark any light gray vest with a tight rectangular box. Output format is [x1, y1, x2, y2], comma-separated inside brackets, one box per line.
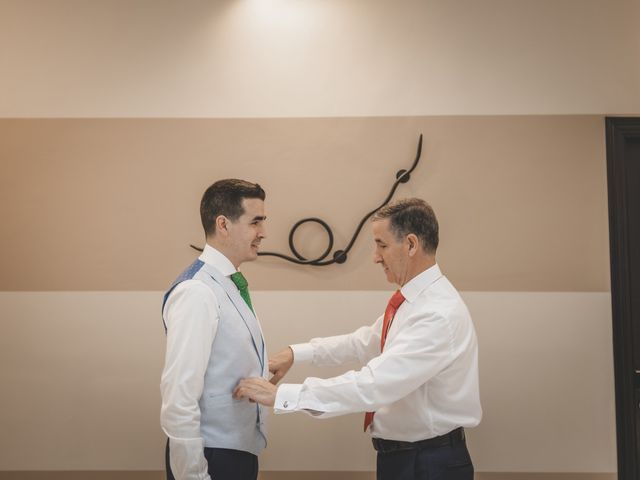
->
[163, 259, 268, 455]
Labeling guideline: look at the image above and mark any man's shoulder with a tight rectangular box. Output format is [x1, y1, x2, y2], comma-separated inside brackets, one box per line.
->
[165, 278, 218, 306]
[417, 275, 459, 299]
[168, 259, 206, 287]
[165, 259, 225, 298]
[166, 260, 227, 291]
[412, 278, 467, 316]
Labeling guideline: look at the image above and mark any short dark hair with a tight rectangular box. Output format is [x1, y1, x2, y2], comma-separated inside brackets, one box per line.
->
[200, 179, 266, 236]
[372, 198, 439, 254]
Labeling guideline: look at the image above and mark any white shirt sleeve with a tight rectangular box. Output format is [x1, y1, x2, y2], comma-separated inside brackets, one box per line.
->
[290, 315, 384, 367]
[160, 280, 219, 480]
[275, 309, 455, 417]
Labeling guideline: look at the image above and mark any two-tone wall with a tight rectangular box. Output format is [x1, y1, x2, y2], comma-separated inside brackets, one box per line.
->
[2, 0, 639, 478]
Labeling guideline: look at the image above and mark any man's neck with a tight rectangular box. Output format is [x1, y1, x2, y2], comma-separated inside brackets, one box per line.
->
[399, 256, 436, 287]
[206, 239, 240, 269]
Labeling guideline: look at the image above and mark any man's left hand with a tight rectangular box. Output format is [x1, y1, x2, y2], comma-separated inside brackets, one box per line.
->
[233, 378, 277, 407]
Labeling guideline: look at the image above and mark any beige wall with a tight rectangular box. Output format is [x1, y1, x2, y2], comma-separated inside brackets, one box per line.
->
[0, 116, 609, 292]
[0, 291, 616, 472]
[0, 0, 639, 117]
[0, 115, 616, 473]
[0, 0, 632, 475]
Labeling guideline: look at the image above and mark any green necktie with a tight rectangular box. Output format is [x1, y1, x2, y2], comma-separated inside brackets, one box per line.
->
[230, 271, 254, 313]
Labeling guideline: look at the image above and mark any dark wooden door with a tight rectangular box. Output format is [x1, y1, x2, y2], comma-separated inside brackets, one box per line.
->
[606, 117, 640, 480]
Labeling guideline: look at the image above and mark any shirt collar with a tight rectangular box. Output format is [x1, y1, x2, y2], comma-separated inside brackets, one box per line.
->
[400, 263, 443, 303]
[199, 244, 237, 277]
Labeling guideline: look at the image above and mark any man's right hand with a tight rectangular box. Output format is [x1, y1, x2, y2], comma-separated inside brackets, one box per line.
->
[268, 347, 294, 385]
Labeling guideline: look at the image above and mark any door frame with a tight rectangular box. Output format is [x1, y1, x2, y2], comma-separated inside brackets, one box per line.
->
[606, 116, 640, 480]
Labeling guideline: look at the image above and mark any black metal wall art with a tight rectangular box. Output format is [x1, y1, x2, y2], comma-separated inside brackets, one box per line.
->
[191, 134, 423, 266]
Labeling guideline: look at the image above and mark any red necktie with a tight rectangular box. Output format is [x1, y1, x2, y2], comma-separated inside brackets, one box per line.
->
[364, 289, 406, 432]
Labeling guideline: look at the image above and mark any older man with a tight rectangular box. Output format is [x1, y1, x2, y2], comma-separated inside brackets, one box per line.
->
[234, 198, 481, 480]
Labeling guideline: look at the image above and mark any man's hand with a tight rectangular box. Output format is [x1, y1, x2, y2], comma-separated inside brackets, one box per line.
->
[268, 347, 294, 385]
[233, 378, 277, 407]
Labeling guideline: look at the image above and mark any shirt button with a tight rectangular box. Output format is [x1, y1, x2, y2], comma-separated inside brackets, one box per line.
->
[283, 401, 289, 408]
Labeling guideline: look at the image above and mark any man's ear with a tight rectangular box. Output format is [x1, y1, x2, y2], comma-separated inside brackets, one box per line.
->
[406, 234, 419, 257]
[215, 215, 229, 236]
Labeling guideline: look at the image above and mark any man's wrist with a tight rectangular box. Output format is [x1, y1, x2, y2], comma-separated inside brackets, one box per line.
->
[274, 383, 303, 413]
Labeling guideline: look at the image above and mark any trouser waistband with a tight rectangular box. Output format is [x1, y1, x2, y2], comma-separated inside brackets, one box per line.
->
[372, 427, 466, 453]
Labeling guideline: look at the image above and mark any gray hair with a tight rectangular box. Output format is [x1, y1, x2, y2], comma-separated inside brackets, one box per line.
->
[372, 198, 439, 254]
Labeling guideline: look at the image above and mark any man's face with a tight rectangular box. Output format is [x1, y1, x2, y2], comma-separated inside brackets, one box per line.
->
[226, 198, 267, 267]
[372, 218, 409, 286]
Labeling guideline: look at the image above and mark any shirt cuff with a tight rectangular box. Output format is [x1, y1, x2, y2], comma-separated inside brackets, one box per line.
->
[274, 383, 303, 413]
[167, 436, 211, 480]
[290, 343, 313, 363]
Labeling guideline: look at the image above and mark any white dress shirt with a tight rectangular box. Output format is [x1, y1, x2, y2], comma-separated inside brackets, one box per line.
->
[275, 264, 482, 442]
[160, 245, 237, 480]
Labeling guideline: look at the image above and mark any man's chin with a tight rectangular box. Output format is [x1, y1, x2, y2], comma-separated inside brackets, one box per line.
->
[240, 251, 258, 263]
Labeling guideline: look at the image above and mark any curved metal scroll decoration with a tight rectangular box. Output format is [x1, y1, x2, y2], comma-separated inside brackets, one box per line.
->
[190, 133, 423, 266]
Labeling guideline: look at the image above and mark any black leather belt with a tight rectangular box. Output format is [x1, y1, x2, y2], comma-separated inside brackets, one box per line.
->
[372, 427, 466, 453]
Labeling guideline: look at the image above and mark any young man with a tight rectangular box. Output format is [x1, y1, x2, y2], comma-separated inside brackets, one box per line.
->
[235, 198, 482, 480]
[161, 179, 268, 480]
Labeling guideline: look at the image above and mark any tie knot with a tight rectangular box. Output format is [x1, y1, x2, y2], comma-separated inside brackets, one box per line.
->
[230, 271, 248, 290]
[389, 290, 405, 309]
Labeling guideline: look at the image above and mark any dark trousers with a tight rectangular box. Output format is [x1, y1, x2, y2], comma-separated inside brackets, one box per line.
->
[375, 432, 473, 480]
[165, 439, 258, 480]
